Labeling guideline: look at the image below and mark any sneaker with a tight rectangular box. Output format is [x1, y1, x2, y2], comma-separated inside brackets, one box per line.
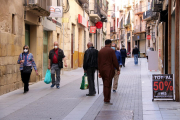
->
[113, 90, 116, 92]
[56, 85, 60, 89]
[51, 84, 55, 88]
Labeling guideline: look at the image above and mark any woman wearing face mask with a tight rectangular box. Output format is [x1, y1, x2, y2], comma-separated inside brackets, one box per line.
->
[17, 45, 38, 93]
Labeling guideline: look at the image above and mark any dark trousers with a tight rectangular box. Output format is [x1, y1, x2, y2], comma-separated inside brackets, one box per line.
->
[122, 57, 126, 66]
[21, 70, 31, 92]
[102, 77, 112, 102]
[87, 68, 96, 94]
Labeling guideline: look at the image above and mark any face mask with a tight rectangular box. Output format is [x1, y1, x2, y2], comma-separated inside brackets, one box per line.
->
[54, 46, 58, 49]
[111, 47, 116, 50]
[24, 49, 28, 53]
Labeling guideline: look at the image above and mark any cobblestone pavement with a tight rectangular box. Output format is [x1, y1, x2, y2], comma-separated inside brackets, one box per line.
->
[1, 58, 180, 120]
[82, 58, 143, 120]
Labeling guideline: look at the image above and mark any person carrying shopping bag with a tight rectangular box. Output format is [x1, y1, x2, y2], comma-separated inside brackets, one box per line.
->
[17, 45, 38, 93]
[48, 42, 67, 89]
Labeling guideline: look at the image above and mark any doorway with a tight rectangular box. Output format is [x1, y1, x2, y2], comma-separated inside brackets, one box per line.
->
[43, 31, 48, 77]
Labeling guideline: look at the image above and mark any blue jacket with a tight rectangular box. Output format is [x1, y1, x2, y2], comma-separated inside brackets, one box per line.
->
[115, 50, 122, 66]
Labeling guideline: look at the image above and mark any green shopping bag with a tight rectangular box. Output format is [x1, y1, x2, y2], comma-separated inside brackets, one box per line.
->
[80, 74, 89, 90]
[44, 70, 52, 84]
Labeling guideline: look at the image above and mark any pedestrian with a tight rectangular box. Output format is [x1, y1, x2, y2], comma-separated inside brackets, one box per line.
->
[146, 47, 150, 62]
[48, 41, 67, 89]
[111, 43, 122, 93]
[83, 42, 98, 96]
[98, 39, 120, 105]
[132, 45, 140, 65]
[17, 45, 39, 93]
[120, 45, 127, 67]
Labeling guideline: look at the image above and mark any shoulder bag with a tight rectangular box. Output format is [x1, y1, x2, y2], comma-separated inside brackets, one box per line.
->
[22, 53, 32, 73]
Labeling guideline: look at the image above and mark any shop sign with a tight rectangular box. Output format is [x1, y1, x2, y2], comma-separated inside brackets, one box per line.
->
[152, 74, 174, 101]
[49, 6, 63, 18]
[78, 14, 88, 27]
[147, 35, 151, 40]
[90, 26, 96, 33]
[95, 21, 103, 29]
[46, 17, 61, 26]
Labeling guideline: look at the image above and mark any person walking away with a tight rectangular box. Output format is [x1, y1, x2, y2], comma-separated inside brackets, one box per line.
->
[48, 42, 67, 89]
[17, 45, 39, 93]
[120, 45, 127, 67]
[83, 42, 98, 96]
[111, 43, 122, 93]
[132, 45, 140, 65]
[98, 39, 120, 105]
[146, 47, 150, 62]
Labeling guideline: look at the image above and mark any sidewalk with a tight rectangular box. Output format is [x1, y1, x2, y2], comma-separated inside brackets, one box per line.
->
[0, 58, 180, 120]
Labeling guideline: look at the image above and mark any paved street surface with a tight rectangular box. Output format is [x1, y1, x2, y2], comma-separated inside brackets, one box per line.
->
[0, 58, 180, 120]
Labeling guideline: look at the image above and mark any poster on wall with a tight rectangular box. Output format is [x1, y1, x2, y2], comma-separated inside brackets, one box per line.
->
[152, 74, 174, 101]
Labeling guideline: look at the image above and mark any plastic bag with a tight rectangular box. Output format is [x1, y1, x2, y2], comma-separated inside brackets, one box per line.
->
[80, 74, 89, 90]
[44, 70, 52, 84]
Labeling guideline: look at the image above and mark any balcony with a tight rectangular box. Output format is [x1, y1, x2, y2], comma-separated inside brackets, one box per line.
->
[143, 9, 158, 21]
[134, 7, 144, 15]
[24, 0, 51, 16]
[133, 25, 145, 34]
[98, 0, 109, 18]
[133, 33, 146, 41]
[110, 27, 116, 34]
[78, 0, 89, 4]
[89, 1, 101, 23]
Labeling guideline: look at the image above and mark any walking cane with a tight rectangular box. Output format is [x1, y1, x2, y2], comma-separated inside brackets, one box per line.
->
[97, 71, 99, 94]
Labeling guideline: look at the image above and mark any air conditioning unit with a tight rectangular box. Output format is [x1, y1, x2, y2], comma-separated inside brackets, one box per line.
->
[29, 0, 38, 4]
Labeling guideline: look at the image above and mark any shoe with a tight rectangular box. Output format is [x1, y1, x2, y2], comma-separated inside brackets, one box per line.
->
[104, 102, 113, 105]
[24, 90, 29, 94]
[113, 90, 116, 92]
[56, 85, 60, 89]
[86, 94, 95, 96]
[51, 84, 55, 88]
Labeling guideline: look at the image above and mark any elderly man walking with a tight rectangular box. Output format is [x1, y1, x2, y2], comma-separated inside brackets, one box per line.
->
[98, 39, 120, 105]
[48, 42, 67, 89]
[83, 42, 98, 96]
[111, 43, 122, 93]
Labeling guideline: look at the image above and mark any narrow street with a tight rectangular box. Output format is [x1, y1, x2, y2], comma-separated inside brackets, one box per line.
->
[0, 58, 180, 120]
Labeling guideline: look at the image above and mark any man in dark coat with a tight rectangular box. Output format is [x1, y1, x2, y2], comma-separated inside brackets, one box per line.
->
[83, 42, 98, 96]
[120, 45, 127, 67]
[132, 45, 140, 65]
[98, 39, 120, 105]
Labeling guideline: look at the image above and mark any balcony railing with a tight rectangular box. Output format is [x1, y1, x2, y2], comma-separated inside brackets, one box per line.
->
[98, 0, 109, 17]
[78, 0, 89, 5]
[134, 7, 143, 15]
[143, 9, 158, 21]
[24, 0, 51, 16]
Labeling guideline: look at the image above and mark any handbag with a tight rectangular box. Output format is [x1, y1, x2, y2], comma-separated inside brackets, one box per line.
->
[22, 53, 32, 73]
[44, 70, 52, 84]
[54, 52, 63, 68]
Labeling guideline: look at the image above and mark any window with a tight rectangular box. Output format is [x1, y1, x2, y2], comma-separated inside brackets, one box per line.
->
[12, 14, 15, 34]
[57, 0, 61, 6]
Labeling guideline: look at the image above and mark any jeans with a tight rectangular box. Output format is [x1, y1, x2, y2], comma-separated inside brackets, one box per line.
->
[87, 68, 96, 94]
[134, 54, 138, 65]
[51, 64, 61, 86]
[122, 57, 126, 66]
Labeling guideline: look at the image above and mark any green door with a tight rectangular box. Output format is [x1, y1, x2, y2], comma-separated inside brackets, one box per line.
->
[43, 31, 48, 77]
[25, 24, 30, 47]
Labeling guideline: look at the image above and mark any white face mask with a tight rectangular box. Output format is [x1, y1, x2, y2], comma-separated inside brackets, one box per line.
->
[54, 46, 58, 49]
[24, 49, 28, 53]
